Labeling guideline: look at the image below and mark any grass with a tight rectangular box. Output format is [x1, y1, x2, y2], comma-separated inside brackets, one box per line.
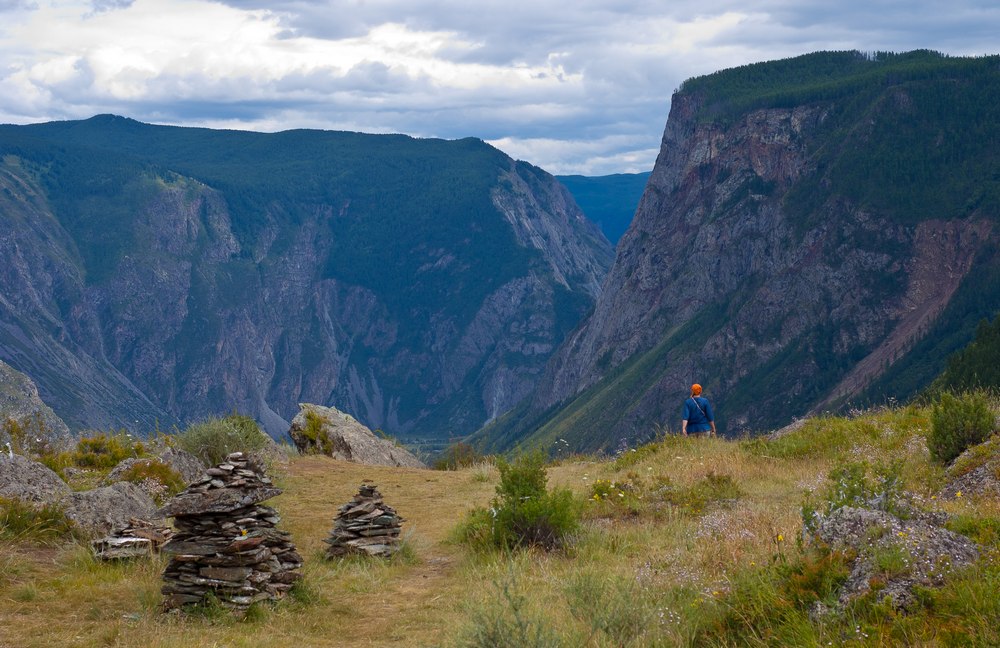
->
[1, 403, 998, 646]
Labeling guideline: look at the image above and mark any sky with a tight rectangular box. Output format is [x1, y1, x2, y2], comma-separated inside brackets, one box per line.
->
[1, 1, 999, 175]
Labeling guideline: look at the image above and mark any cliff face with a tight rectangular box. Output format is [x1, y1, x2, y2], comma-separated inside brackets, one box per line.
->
[0, 120, 612, 443]
[478, 52, 1000, 453]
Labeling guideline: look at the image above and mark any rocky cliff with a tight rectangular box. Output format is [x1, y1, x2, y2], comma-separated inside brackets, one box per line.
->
[0, 359, 69, 438]
[0, 118, 612, 444]
[475, 51, 1000, 453]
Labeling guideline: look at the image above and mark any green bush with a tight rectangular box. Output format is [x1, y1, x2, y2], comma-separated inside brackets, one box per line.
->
[71, 431, 145, 469]
[433, 442, 485, 470]
[0, 497, 78, 542]
[175, 414, 271, 466]
[117, 459, 186, 503]
[457, 450, 580, 551]
[802, 461, 910, 534]
[929, 391, 996, 464]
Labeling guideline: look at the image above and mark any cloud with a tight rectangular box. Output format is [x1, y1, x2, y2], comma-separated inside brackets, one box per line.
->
[1, 0, 999, 174]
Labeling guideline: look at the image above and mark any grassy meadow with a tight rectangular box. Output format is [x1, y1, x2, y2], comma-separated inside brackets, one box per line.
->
[2, 402, 999, 647]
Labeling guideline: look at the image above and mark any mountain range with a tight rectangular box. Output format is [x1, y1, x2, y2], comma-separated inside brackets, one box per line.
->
[0, 118, 611, 447]
[2, 50, 998, 456]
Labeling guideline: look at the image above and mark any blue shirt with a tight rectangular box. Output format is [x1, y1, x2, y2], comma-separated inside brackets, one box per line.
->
[683, 396, 714, 432]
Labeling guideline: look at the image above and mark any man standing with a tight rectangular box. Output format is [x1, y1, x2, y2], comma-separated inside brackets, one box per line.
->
[682, 383, 716, 437]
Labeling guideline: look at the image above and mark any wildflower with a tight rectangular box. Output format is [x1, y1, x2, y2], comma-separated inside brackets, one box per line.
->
[776, 534, 784, 542]
[618, 492, 625, 498]
[956, 491, 963, 498]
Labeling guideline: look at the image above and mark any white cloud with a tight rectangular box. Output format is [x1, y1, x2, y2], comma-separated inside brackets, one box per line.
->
[1, 0, 999, 174]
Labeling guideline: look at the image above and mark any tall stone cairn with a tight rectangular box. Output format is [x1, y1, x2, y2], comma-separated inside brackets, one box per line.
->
[158, 452, 302, 611]
[324, 483, 404, 558]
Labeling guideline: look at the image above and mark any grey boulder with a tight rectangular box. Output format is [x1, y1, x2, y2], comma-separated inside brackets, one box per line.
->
[0, 453, 71, 505]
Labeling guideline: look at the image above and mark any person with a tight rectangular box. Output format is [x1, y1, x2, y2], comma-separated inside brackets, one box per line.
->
[682, 383, 716, 437]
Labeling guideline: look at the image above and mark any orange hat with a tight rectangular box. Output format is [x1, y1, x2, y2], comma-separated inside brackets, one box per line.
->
[691, 383, 702, 396]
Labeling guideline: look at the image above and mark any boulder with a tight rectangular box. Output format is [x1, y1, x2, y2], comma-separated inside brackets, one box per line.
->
[158, 447, 207, 484]
[0, 453, 71, 504]
[288, 403, 425, 468]
[816, 506, 979, 610]
[65, 482, 160, 536]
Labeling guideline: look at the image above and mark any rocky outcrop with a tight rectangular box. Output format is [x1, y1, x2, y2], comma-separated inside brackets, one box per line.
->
[0, 453, 71, 504]
[940, 436, 1000, 499]
[816, 506, 979, 609]
[157, 447, 207, 484]
[0, 121, 611, 444]
[0, 360, 69, 438]
[288, 403, 425, 468]
[65, 482, 160, 536]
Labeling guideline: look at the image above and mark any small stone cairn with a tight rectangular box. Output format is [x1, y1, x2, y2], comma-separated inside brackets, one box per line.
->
[158, 452, 302, 611]
[324, 483, 404, 558]
[92, 518, 173, 560]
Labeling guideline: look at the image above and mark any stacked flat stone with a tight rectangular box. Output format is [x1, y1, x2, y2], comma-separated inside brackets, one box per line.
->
[92, 517, 173, 560]
[324, 483, 404, 558]
[158, 452, 302, 611]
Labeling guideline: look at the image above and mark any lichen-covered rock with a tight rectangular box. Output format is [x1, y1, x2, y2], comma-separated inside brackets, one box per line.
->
[288, 403, 425, 468]
[816, 506, 979, 609]
[940, 436, 1000, 500]
[158, 447, 207, 484]
[65, 482, 159, 536]
[0, 453, 71, 504]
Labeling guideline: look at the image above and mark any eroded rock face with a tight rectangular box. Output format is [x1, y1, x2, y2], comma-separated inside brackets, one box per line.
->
[0, 454, 71, 504]
[288, 403, 425, 468]
[816, 506, 979, 609]
[65, 482, 159, 537]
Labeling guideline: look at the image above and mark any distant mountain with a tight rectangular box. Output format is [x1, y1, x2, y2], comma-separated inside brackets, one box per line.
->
[556, 173, 650, 244]
[473, 50, 1000, 454]
[0, 117, 612, 444]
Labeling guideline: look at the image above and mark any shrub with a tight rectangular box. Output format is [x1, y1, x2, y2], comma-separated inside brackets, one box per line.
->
[457, 450, 580, 551]
[929, 391, 996, 464]
[116, 459, 186, 503]
[299, 410, 332, 454]
[71, 431, 145, 469]
[802, 461, 910, 534]
[0, 497, 78, 542]
[565, 571, 652, 646]
[457, 571, 562, 648]
[175, 414, 271, 466]
[433, 442, 485, 470]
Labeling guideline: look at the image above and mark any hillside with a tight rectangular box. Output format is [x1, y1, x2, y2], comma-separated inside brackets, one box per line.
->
[0, 118, 612, 446]
[556, 172, 651, 245]
[2, 402, 999, 646]
[475, 50, 1000, 455]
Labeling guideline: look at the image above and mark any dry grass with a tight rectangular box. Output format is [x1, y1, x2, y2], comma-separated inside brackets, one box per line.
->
[1, 405, 996, 647]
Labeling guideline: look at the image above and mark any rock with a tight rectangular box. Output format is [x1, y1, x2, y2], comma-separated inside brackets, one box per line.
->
[816, 506, 979, 609]
[158, 447, 207, 484]
[324, 483, 405, 558]
[288, 403, 425, 468]
[0, 359, 71, 438]
[159, 452, 302, 612]
[65, 482, 160, 537]
[940, 436, 1000, 499]
[0, 453, 71, 504]
[92, 518, 173, 560]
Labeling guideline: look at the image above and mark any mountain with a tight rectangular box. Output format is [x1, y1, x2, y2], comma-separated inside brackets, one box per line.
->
[0, 117, 612, 445]
[556, 172, 651, 244]
[474, 50, 1000, 454]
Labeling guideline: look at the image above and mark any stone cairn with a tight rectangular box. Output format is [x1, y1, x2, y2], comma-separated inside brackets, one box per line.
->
[324, 483, 404, 558]
[158, 452, 302, 611]
[92, 518, 173, 560]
